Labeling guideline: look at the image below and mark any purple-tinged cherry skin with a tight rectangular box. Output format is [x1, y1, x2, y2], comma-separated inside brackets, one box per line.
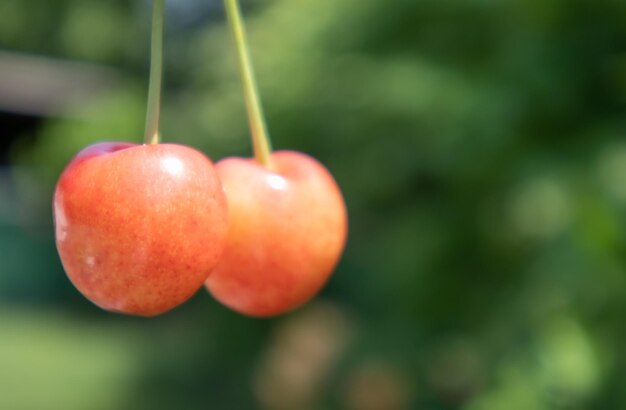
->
[54, 142, 228, 316]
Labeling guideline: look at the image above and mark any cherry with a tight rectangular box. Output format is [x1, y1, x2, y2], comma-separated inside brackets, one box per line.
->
[55, 142, 227, 316]
[204, 0, 347, 317]
[206, 151, 347, 316]
[53, 0, 228, 316]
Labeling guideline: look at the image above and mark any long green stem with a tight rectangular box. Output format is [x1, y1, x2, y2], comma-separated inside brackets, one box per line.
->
[144, 0, 164, 145]
[224, 0, 273, 167]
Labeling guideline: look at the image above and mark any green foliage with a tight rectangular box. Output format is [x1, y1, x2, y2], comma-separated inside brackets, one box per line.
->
[3, 0, 626, 408]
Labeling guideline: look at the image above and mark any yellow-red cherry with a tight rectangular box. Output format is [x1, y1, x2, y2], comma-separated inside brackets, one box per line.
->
[205, 150, 347, 317]
[54, 142, 228, 316]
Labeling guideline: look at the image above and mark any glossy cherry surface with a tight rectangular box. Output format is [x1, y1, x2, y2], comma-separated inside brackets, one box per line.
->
[54, 142, 228, 316]
[205, 150, 347, 317]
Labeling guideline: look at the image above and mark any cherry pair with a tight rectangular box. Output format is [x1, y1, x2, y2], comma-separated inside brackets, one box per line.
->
[53, 0, 347, 318]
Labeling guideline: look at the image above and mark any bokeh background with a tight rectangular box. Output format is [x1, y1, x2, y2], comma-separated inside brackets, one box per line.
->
[1, 0, 626, 408]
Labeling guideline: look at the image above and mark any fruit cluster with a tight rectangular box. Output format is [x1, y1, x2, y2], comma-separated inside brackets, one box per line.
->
[52, 0, 347, 318]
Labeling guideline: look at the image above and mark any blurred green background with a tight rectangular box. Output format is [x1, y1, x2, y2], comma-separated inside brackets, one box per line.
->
[1, 0, 626, 408]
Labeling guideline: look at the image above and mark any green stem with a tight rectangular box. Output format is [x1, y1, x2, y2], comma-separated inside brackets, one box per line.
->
[144, 0, 164, 145]
[224, 0, 273, 167]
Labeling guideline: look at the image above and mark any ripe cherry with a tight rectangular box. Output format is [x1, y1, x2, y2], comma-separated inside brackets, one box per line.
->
[206, 151, 346, 316]
[204, 0, 347, 316]
[54, 0, 228, 316]
[55, 142, 227, 316]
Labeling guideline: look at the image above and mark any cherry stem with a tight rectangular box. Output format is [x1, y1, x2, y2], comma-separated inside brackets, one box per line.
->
[224, 0, 273, 167]
[144, 0, 164, 145]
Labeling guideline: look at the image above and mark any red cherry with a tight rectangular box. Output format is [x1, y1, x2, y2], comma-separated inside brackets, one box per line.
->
[205, 150, 347, 317]
[54, 142, 228, 316]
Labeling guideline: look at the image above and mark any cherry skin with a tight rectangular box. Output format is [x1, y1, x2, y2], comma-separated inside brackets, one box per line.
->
[205, 150, 348, 317]
[54, 142, 228, 316]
